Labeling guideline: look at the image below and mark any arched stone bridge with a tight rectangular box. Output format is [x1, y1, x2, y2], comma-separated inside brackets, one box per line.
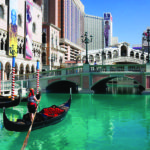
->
[17, 63, 150, 94]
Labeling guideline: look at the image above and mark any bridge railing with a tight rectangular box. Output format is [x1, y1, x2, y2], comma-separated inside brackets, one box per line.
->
[15, 66, 83, 81]
[66, 66, 83, 75]
[103, 56, 146, 65]
[14, 64, 146, 82]
[90, 64, 146, 72]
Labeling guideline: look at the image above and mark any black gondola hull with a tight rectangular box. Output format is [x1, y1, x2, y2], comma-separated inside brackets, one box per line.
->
[3, 96, 71, 132]
[0, 96, 21, 108]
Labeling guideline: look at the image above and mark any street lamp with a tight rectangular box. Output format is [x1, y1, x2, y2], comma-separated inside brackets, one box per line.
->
[102, 49, 105, 66]
[81, 32, 93, 64]
[142, 47, 145, 64]
[59, 57, 62, 68]
[143, 29, 150, 63]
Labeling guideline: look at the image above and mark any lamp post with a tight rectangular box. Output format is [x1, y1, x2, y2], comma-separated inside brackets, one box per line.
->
[142, 47, 144, 64]
[102, 49, 105, 66]
[59, 57, 62, 68]
[81, 32, 93, 64]
[51, 57, 54, 70]
[143, 29, 150, 63]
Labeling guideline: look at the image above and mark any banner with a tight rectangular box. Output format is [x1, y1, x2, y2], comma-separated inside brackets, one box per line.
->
[9, 0, 18, 56]
[26, 0, 33, 59]
[104, 13, 112, 48]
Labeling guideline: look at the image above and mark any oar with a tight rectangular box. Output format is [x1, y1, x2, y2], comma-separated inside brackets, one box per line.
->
[21, 101, 40, 150]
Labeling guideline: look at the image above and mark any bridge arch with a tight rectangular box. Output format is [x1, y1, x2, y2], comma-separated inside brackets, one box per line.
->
[46, 80, 78, 93]
[121, 45, 127, 56]
[91, 76, 145, 94]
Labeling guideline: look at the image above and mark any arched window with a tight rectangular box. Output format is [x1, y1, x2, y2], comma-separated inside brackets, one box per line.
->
[51, 35, 54, 46]
[42, 32, 46, 43]
[89, 55, 94, 63]
[32, 23, 36, 33]
[82, 56, 86, 63]
[0, 5, 4, 19]
[95, 54, 100, 62]
[113, 50, 118, 58]
[108, 51, 111, 59]
[42, 52, 46, 65]
[18, 15, 22, 27]
[130, 51, 134, 57]
[31, 65, 34, 73]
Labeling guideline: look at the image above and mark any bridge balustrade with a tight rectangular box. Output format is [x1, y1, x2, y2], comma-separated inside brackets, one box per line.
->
[90, 64, 146, 72]
[66, 66, 83, 75]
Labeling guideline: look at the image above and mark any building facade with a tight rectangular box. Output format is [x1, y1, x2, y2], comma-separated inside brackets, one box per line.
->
[41, 0, 67, 70]
[41, 0, 85, 69]
[62, 0, 85, 62]
[81, 42, 147, 65]
[0, 0, 42, 80]
[84, 13, 118, 51]
[84, 14, 104, 50]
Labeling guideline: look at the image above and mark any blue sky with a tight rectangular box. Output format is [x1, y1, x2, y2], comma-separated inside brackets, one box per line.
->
[80, 0, 150, 47]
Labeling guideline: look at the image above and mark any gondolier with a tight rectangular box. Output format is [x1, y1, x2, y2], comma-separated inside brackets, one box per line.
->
[27, 88, 40, 122]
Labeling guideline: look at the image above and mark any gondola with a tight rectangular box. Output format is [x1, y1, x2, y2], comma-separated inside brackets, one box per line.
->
[0, 95, 21, 108]
[3, 94, 71, 132]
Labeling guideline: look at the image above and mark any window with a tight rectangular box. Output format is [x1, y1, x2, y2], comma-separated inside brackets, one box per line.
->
[56, 38, 57, 46]
[18, 15, 22, 27]
[32, 23, 36, 33]
[42, 32, 46, 43]
[0, 5, 4, 19]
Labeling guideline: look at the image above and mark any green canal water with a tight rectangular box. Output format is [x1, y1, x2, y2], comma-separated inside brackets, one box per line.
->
[0, 93, 150, 150]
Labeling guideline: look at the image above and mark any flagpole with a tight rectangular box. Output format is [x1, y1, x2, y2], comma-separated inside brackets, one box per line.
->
[36, 60, 39, 94]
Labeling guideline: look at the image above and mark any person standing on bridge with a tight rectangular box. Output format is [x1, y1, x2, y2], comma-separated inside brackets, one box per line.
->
[94, 61, 97, 72]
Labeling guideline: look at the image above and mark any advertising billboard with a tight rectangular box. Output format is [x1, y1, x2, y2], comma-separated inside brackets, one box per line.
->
[26, 0, 33, 59]
[104, 13, 112, 48]
[9, 0, 18, 57]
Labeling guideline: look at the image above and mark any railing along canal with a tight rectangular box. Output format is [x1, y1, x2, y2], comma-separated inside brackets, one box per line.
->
[13, 64, 146, 82]
[90, 64, 146, 72]
[15, 66, 83, 81]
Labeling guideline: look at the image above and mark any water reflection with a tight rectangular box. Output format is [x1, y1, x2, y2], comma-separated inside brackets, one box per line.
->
[1, 94, 150, 150]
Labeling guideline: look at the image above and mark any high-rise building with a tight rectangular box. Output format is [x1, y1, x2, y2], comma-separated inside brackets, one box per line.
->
[57, 0, 85, 62]
[84, 13, 118, 50]
[42, 0, 85, 65]
[84, 14, 104, 50]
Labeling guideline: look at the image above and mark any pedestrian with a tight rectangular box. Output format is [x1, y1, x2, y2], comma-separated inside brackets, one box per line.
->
[94, 61, 97, 71]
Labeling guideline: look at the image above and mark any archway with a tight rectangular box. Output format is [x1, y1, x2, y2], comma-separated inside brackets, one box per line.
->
[130, 51, 134, 57]
[95, 54, 100, 62]
[91, 76, 145, 94]
[19, 63, 24, 75]
[108, 51, 111, 59]
[31, 65, 35, 73]
[113, 50, 118, 58]
[46, 80, 78, 93]
[89, 55, 94, 63]
[82, 56, 86, 64]
[135, 53, 139, 59]
[42, 52, 46, 65]
[5, 62, 11, 80]
[15, 63, 18, 74]
[26, 64, 30, 74]
[121, 45, 127, 56]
